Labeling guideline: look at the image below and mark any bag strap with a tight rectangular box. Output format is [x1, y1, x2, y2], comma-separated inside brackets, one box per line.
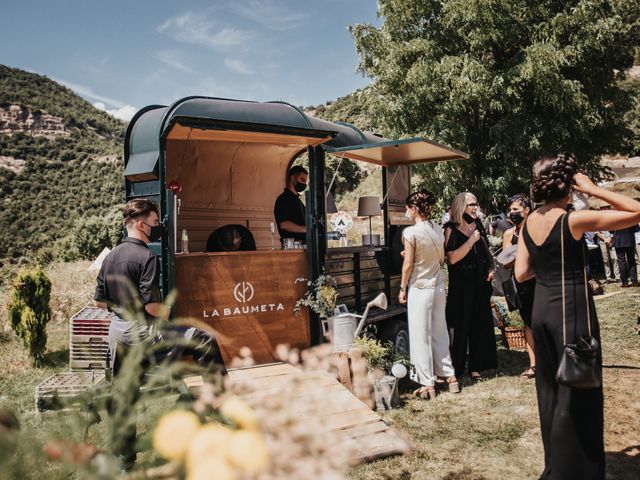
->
[560, 213, 592, 345]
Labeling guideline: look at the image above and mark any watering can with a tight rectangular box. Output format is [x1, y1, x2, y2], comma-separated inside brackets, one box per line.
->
[322, 293, 388, 351]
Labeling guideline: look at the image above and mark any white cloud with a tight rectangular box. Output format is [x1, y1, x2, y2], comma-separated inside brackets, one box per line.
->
[158, 11, 253, 51]
[154, 50, 193, 73]
[231, 0, 309, 31]
[224, 58, 255, 75]
[54, 77, 128, 108]
[93, 102, 137, 121]
[49, 76, 136, 121]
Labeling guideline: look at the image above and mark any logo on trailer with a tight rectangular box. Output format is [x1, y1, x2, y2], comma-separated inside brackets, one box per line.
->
[233, 282, 254, 303]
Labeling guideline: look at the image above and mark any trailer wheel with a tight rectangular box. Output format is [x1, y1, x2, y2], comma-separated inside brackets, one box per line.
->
[385, 321, 410, 355]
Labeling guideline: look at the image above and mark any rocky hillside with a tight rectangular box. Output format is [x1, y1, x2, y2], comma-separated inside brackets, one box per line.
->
[0, 65, 126, 281]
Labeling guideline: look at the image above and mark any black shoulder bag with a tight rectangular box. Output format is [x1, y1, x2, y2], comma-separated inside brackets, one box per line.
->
[502, 270, 522, 312]
[556, 214, 602, 389]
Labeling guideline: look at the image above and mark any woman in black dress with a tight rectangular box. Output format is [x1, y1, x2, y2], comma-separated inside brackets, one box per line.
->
[502, 194, 536, 378]
[445, 192, 497, 381]
[515, 154, 640, 479]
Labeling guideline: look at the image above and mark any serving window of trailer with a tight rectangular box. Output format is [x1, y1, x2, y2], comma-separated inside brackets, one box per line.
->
[165, 122, 333, 364]
[323, 138, 468, 313]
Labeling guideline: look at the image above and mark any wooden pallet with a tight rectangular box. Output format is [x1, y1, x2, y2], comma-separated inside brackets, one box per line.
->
[226, 363, 410, 463]
[35, 371, 107, 412]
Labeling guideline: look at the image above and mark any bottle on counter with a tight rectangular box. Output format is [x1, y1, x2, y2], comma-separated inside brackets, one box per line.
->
[181, 229, 189, 253]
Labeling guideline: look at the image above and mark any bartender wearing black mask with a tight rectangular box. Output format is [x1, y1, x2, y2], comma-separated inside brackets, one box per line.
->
[274, 165, 308, 247]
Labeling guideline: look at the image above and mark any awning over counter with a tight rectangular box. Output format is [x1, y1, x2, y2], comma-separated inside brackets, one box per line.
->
[327, 137, 468, 167]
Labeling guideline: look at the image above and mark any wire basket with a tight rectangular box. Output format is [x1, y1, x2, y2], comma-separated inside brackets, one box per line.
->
[504, 326, 526, 350]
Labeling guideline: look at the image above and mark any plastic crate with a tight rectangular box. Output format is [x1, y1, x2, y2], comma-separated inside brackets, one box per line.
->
[69, 307, 111, 370]
[35, 371, 107, 412]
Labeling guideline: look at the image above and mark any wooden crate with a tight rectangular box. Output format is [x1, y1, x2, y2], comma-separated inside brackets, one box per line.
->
[35, 371, 107, 412]
[70, 307, 111, 370]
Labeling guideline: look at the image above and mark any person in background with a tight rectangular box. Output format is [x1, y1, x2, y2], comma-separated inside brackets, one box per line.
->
[477, 207, 491, 234]
[515, 153, 640, 479]
[398, 190, 459, 399]
[490, 212, 513, 237]
[444, 192, 497, 381]
[502, 194, 536, 379]
[612, 224, 639, 287]
[595, 220, 618, 283]
[440, 205, 451, 226]
[584, 231, 601, 278]
[274, 165, 308, 247]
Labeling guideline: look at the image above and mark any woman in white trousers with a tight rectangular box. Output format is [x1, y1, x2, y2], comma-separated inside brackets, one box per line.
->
[398, 190, 459, 399]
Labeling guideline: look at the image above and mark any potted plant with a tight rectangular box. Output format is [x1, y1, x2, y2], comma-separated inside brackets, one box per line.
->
[294, 274, 338, 320]
[354, 337, 409, 410]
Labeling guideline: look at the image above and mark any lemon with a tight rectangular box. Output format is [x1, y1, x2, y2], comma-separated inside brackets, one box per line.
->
[152, 410, 201, 461]
[226, 430, 269, 475]
[220, 396, 258, 431]
[185, 424, 232, 471]
[187, 455, 236, 480]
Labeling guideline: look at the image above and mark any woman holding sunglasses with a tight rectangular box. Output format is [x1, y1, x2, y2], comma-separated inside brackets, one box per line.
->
[444, 192, 497, 381]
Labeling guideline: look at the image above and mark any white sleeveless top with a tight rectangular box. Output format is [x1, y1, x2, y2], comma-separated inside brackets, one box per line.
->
[402, 220, 445, 288]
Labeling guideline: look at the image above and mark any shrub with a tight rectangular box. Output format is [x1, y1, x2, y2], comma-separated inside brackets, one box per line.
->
[6, 267, 52, 366]
[71, 207, 122, 260]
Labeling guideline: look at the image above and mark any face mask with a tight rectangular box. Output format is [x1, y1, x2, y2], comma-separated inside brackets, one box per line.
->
[143, 223, 163, 242]
[462, 212, 475, 224]
[294, 181, 307, 193]
[508, 211, 524, 225]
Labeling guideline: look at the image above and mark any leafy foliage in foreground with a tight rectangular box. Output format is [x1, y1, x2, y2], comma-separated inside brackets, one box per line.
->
[351, 0, 640, 209]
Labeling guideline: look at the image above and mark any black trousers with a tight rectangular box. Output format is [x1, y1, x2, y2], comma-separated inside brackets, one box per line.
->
[447, 279, 497, 376]
[615, 246, 637, 285]
[532, 281, 605, 479]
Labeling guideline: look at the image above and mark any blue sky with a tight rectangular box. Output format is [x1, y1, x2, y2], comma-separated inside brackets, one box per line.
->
[1, 0, 380, 120]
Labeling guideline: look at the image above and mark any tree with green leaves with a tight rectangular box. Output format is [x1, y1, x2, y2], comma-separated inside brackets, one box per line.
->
[352, 0, 639, 210]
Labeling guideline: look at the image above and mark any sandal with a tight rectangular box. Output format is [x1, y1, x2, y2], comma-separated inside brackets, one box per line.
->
[446, 376, 460, 393]
[413, 386, 437, 400]
[521, 366, 536, 379]
[470, 372, 483, 382]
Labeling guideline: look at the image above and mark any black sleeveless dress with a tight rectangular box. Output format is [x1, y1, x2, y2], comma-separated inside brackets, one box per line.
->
[512, 229, 535, 327]
[522, 212, 604, 480]
[445, 222, 497, 376]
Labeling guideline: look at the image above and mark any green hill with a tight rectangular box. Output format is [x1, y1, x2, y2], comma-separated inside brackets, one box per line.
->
[0, 65, 125, 281]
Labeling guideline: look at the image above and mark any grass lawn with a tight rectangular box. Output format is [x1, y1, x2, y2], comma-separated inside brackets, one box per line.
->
[1, 262, 638, 478]
[349, 287, 640, 480]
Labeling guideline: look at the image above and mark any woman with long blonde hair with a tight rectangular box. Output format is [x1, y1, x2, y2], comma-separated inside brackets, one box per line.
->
[444, 192, 497, 381]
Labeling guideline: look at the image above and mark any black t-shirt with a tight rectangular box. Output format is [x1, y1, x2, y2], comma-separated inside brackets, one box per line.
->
[274, 188, 306, 244]
[94, 237, 162, 315]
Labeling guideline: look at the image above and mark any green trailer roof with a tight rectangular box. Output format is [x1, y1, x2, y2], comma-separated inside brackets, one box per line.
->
[124, 96, 465, 180]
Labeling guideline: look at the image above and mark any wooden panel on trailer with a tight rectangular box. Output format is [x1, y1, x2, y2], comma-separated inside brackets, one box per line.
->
[226, 363, 410, 463]
[177, 204, 277, 252]
[174, 251, 310, 365]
